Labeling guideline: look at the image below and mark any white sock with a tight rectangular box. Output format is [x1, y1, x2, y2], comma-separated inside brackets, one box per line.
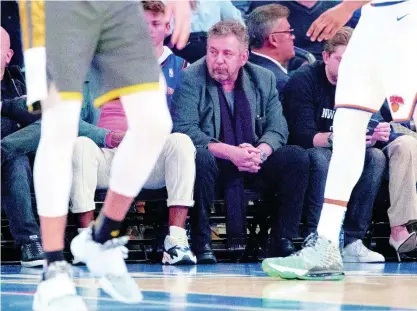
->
[317, 204, 346, 244]
[316, 108, 371, 244]
[169, 226, 186, 238]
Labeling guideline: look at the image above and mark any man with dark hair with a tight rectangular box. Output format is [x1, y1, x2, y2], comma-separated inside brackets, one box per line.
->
[248, 1, 341, 60]
[246, 4, 295, 94]
[172, 20, 310, 263]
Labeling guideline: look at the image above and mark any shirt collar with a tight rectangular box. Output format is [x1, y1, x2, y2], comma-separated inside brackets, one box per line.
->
[251, 51, 288, 74]
[158, 46, 173, 64]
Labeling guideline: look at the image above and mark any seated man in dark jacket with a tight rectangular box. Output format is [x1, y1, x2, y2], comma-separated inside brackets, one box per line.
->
[246, 4, 295, 95]
[1, 27, 39, 137]
[248, 1, 358, 60]
[283, 27, 386, 262]
[1, 26, 44, 266]
[172, 21, 310, 263]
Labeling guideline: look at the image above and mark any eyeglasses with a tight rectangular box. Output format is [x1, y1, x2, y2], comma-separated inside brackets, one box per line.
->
[269, 29, 294, 36]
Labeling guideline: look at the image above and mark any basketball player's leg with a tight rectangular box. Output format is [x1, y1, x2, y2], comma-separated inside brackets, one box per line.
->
[319, 0, 417, 253]
[35, 87, 82, 256]
[263, 13, 386, 280]
[70, 1, 171, 303]
[18, 1, 99, 309]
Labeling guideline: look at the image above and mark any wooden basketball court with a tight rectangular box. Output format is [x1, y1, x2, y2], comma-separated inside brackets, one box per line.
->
[1, 262, 416, 310]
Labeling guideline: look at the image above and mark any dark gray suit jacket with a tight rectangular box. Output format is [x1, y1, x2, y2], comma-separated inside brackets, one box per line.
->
[171, 58, 289, 151]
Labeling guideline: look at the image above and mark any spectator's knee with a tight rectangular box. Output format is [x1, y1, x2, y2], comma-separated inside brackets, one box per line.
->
[166, 133, 196, 158]
[365, 147, 386, 170]
[387, 135, 417, 160]
[72, 137, 96, 168]
[307, 147, 331, 173]
[196, 147, 218, 175]
[286, 145, 310, 170]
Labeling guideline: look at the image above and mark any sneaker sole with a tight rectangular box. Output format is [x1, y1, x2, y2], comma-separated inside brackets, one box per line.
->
[262, 261, 345, 281]
[21, 259, 45, 268]
[342, 256, 385, 263]
[162, 252, 197, 265]
[99, 276, 143, 304]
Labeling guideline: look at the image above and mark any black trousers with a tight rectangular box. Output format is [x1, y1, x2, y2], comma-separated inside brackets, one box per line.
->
[191, 145, 309, 253]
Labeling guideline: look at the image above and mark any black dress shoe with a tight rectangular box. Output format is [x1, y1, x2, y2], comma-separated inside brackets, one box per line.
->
[195, 244, 217, 264]
[267, 238, 296, 258]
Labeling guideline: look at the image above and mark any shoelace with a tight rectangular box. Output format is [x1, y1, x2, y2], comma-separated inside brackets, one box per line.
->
[302, 233, 319, 248]
[172, 236, 189, 248]
[25, 241, 44, 258]
[293, 232, 319, 257]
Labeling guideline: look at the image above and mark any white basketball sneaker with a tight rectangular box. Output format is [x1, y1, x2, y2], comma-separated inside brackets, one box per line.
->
[162, 235, 197, 265]
[33, 261, 88, 311]
[70, 227, 143, 304]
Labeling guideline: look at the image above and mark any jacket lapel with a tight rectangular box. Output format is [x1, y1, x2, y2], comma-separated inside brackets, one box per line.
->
[207, 77, 221, 138]
[241, 69, 257, 134]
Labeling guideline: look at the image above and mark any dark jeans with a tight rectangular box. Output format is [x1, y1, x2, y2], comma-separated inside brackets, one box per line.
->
[1, 154, 40, 245]
[191, 145, 309, 253]
[1, 121, 41, 166]
[1, 116, 20, 138]
[304, 147, 386, 246]
[1, 122, 42, 246]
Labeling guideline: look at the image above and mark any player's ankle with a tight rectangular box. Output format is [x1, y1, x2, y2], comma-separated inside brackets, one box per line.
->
[92, 214, 123, 244]
[45, 250, 66, 265]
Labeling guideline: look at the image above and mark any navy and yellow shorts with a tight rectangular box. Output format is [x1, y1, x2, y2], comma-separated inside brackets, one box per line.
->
[19, 0, 160, 109]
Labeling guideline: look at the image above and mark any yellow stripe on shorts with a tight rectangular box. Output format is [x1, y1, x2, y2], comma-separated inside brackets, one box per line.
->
[94, 83, 160, 108]
[31, 0, 45, 48]
[18, 0, 30, 51]
[59, 92, 84, 101]
[18, 0, 45, 51]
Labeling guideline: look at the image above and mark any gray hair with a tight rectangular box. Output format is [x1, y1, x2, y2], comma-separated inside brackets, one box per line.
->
[208, 21, 249, 49]
[246, 4, 290, 49]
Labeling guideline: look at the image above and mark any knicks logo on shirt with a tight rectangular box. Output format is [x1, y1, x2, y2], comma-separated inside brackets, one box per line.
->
[389, 95, 404, 112]
[167, 87, 174, 95]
